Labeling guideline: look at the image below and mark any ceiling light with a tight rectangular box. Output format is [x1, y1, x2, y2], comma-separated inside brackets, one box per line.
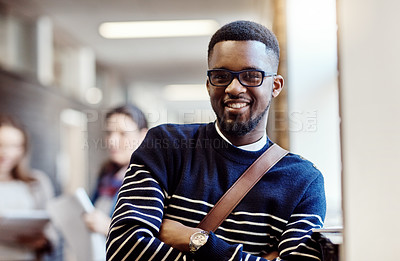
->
[99, 19, 219, 39]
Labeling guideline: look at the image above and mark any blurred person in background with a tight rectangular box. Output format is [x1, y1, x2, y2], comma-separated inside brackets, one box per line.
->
[83, 104, 148, 236]
[0, 114, 55, 261]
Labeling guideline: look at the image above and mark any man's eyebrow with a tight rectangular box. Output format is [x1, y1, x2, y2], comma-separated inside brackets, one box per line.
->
[241, 66, 261, 70]
[210, 66, 261, 71]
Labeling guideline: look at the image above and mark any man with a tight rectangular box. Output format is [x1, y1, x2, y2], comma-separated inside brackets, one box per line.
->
[106, 20, 326, 261]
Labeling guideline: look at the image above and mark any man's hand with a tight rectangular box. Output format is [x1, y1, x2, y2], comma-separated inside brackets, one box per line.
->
[83, 209, 112, 236]
[158, 219, 200, 252]
[261, 251, 279, 260]
[159, 219, 279, 260]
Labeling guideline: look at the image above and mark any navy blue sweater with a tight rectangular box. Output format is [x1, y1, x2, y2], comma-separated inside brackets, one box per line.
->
[106, 123, 326, 261]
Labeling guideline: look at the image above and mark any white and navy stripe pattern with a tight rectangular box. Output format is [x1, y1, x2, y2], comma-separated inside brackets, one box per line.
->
[106, 123, 326, 260]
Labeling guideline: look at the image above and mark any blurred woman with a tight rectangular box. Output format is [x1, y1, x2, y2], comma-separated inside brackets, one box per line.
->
[83, 104, 148, 235]
[0, 115, 55, 260]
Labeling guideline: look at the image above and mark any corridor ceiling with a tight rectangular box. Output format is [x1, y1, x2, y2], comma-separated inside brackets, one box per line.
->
[3, 0, 273, 85]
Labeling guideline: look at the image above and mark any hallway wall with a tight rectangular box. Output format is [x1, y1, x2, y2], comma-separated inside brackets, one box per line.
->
[338, 0, 400, 259]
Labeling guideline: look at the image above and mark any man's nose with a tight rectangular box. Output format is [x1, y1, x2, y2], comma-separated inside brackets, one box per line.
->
[225, 77, 247, 96]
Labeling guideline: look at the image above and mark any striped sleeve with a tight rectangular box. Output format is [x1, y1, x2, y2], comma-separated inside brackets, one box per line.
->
[195, 174, 325, 261]
[106, 164, 184, 261]
[277, 174, 326, 261]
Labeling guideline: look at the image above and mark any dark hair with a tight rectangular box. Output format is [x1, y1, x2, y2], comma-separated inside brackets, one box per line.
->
[208, 20, 280, 69]
[0, 114, 35, 182]
[105, 104, 148, 130]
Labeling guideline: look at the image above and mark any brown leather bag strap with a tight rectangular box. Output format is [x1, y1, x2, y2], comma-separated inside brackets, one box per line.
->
[197, 143, 289, 232]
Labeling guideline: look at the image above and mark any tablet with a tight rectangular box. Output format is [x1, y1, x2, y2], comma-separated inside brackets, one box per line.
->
[0, 209, 50, 243]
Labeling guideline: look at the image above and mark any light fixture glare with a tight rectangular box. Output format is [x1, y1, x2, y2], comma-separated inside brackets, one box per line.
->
[99, 20, 219, 39]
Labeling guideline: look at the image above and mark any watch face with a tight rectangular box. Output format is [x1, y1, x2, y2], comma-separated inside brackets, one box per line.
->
[190, 230, 209, 252]
[193, 233, 207, 245]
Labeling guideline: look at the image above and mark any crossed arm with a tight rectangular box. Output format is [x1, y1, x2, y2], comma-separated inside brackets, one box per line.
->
[107, 163, 325, 261]
[159, 219, 279, 260]
[106, 165, 283, 260]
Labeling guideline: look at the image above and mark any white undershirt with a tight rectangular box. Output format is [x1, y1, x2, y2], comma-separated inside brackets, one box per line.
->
[214, 122, 267, 151]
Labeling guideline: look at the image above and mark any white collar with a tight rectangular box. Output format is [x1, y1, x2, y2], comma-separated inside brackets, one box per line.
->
[214, 122, 267, 152]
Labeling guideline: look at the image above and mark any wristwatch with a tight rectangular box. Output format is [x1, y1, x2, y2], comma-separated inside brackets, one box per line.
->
[189, 230, 209, 253]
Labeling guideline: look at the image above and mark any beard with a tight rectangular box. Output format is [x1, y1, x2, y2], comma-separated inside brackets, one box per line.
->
[217, 102, 270, 137]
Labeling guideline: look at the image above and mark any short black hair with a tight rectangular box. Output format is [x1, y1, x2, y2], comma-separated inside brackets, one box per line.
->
[106, 104, 148, 130]
[208, 20, 280, 69]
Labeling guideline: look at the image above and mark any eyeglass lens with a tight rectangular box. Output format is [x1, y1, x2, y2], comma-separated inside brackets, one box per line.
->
[209, 70, 264, 87]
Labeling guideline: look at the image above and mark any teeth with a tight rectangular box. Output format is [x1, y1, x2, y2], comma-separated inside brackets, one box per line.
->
[227, 103, 247, 109]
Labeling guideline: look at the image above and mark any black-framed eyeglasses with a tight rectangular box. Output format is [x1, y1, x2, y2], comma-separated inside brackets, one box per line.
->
[207, 69, 276, 87]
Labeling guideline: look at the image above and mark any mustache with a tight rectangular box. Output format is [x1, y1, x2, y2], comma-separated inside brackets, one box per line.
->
[227, 93, 245, 99]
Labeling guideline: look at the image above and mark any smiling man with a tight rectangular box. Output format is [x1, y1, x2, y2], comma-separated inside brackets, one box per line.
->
[106, 20, 326, 261]
[207, 39, 283, 146]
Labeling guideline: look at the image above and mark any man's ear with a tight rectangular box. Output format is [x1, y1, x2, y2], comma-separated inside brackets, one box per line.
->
[272, 75, 284, 98]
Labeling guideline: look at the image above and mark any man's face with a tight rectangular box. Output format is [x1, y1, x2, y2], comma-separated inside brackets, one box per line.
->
[207, 40, 281, 138]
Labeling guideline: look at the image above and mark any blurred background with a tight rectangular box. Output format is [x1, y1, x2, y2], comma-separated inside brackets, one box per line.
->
[0, 0, 399, 260]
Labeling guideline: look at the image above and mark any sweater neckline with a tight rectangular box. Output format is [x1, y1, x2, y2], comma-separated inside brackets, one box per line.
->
[205, 122, 272, 165]
[214, 121, 267, 151]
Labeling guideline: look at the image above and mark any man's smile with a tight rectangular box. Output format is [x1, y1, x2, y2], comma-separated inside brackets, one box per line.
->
[226, 102, 248, 109]
[223, 99, 251, 113]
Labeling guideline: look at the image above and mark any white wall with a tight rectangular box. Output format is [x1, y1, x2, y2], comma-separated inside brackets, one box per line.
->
[286, 0, 342, 227]
[338, 0, 400, 260]
[129, 82, 215, 128]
